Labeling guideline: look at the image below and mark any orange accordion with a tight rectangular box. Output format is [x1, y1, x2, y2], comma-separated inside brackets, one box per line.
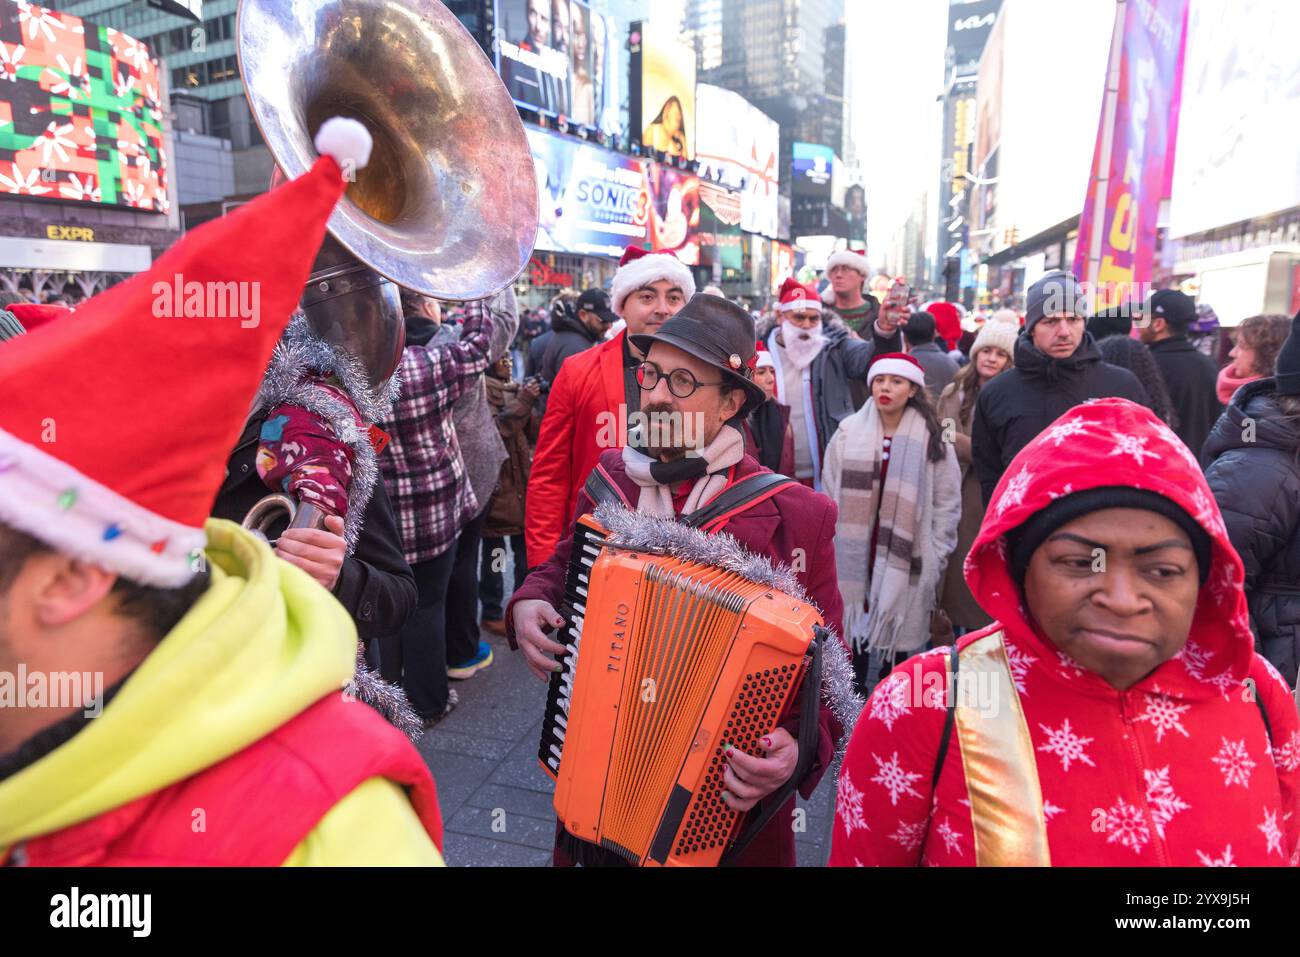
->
[538, 513, 825, 867]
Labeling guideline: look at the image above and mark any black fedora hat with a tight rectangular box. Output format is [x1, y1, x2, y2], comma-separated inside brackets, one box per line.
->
[628, 293, 767, 418]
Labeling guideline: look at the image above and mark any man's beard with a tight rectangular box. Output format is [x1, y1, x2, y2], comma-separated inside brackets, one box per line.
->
[781, 326, 825, 370]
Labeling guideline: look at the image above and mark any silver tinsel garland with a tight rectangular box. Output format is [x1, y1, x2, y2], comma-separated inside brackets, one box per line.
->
[251, 314, 401, 554]
[253, 316, 420, 739]
[592, 502, 865, 753]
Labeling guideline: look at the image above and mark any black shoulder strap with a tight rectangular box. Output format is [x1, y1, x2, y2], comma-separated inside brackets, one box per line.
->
[582, 467, 625, 508]
[681, 473, 798, 529]
[932, 643, 960, 792]
[1254, 681, 1274, 747]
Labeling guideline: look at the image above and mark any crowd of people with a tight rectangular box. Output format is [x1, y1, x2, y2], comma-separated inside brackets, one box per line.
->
[3, 120, 1300, 868]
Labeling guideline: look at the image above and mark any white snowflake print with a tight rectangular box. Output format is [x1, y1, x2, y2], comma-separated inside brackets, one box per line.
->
[1260, 657, 1293, 698]
[1208, 561, 1238, 605]
[869, 671, 912, 731]
[1143, 767, 1190, 838]
[1195, 845, 1237, 867]
[1107, 432, 1161, 466]
[1105, 797, 1151, 855]
[994, 465, 1034, 518]
[837, 773, 869, 838]
[1211, 737, 1257, 788]
[934, 817, 964, 856]
[889, 819, 927, 852]
[1056, 650, 1086, 678]
[870, 751, 923, 807]
[1002, 640, 1036, 695]
[1205, 668, 1238, 696]
[1043, 417, 1092, 447]
[1259, 808, 1284, 858]
[1036, 718, 1097, 772]
[1273, 730, 1300, 774]
[1188, 487, 1228, 540]
[1046, 483, 1076, 502]
[1135, 693, 1191, 742]
[1043, 801, 1065, 821]
[1154, 420, 1207, 473]
[1176, 639, 1214, 681]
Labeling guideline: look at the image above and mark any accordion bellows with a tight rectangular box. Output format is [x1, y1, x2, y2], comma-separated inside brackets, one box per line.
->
[540, 513, 822, 866]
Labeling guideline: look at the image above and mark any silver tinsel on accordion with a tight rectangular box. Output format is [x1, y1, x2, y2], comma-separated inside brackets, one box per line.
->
[253, 315, 419, 739]
[592, 502, 865, 752]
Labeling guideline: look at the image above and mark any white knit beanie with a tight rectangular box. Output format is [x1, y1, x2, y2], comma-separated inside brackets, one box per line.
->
[970, 318, 1019, 360]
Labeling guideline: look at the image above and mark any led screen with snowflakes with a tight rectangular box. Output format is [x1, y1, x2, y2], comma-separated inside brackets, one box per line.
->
[0, 1, 167, 212]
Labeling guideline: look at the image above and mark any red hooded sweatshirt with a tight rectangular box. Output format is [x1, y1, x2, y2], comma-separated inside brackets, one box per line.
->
[830, 398, 1300, 866]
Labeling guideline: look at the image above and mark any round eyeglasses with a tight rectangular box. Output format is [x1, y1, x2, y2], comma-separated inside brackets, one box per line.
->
[635, 360, 727, 399]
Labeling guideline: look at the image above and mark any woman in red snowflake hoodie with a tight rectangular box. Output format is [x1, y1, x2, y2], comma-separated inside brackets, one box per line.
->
[830, 397, 1300, 866]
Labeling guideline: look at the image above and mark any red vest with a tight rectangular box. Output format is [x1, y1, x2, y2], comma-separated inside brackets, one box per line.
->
[8, 694, 442, 866]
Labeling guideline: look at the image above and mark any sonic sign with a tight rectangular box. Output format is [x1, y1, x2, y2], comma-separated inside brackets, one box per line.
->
[0, 1, 169, 212]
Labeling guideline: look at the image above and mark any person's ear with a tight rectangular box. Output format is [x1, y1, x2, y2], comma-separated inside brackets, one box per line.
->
[721, 385, 746, 422]
[26, 552, 118, 628]
[908, 383, 919, 400]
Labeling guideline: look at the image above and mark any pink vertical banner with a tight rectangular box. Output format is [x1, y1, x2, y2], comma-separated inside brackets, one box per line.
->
[1074, 0, 1190, 309]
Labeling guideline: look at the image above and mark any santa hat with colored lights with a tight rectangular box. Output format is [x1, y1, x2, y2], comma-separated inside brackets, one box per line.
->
[0, 117, 374, 587]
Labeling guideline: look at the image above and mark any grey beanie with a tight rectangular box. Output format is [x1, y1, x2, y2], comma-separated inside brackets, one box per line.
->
[1024, 270, 1087, 332]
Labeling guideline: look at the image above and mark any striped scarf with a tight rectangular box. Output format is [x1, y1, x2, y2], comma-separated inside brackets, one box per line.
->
[823, 401, 932, 655]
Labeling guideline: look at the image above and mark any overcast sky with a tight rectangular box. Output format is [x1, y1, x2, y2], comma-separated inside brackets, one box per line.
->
[848, 0, 949, 266]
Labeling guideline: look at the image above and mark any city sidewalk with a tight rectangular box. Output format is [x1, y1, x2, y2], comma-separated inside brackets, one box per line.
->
[417, 629, 837, 867]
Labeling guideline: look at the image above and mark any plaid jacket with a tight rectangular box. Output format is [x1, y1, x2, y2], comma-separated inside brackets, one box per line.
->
[378, 300, 493, 564]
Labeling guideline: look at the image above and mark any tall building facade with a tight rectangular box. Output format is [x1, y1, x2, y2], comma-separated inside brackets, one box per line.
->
[690, 0, 845, 195]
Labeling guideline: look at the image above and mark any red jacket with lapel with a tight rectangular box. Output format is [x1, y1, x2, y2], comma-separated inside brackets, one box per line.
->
[525, 331, 629, 566]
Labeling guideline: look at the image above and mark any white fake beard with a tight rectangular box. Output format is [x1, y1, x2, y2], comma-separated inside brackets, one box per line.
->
[781, 325, 825, 370]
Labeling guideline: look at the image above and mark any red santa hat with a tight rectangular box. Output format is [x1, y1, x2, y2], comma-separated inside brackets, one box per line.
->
[0, 117, 373, 587]
[609, 244, 696, 316]
[867, 352, 927, 389]
[925, 301, 963, 346]
[776, 276, 822, 314]
[754, 339, 775, 370]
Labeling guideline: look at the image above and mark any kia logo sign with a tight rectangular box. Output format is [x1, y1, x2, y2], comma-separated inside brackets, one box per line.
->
[953, 13, 996, 31]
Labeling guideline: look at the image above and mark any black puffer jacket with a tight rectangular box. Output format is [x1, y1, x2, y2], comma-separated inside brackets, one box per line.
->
[1203, 377, 1300, 685]
[971, 331, 1152, 502]
[539, 308, 602, 386]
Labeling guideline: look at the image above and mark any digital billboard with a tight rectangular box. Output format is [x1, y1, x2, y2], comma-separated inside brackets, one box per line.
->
[792, 142, 835, 199]
[495, 0, 621, 138]
[638, 19, 695, 161]
[527, 126, 698, 263]
[695, 83, 780, 239]
[0, 1, 168, 212]
[1168, 0, 1300, 238]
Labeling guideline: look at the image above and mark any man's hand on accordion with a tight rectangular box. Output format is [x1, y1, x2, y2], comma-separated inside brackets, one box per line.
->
[720, 729, 798, 812]
[513, 599, 568, 680]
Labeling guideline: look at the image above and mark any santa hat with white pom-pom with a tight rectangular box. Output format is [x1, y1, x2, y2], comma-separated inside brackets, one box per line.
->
[0, 117, 373, 587]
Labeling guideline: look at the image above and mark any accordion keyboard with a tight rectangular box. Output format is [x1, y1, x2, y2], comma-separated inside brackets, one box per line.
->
[538, 514, 821, 866]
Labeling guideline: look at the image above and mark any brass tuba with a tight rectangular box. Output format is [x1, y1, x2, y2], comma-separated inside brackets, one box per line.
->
[235, 0, 537, 536]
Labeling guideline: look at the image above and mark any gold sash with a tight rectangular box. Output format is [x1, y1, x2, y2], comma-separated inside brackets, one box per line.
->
[953, 631, 1051, 866]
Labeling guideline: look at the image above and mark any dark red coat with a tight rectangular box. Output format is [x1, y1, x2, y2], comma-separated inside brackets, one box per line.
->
[508, 447, 845, 867]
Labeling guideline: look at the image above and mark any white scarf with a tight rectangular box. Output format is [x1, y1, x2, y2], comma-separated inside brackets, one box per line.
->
[620, 424, 746, 519]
